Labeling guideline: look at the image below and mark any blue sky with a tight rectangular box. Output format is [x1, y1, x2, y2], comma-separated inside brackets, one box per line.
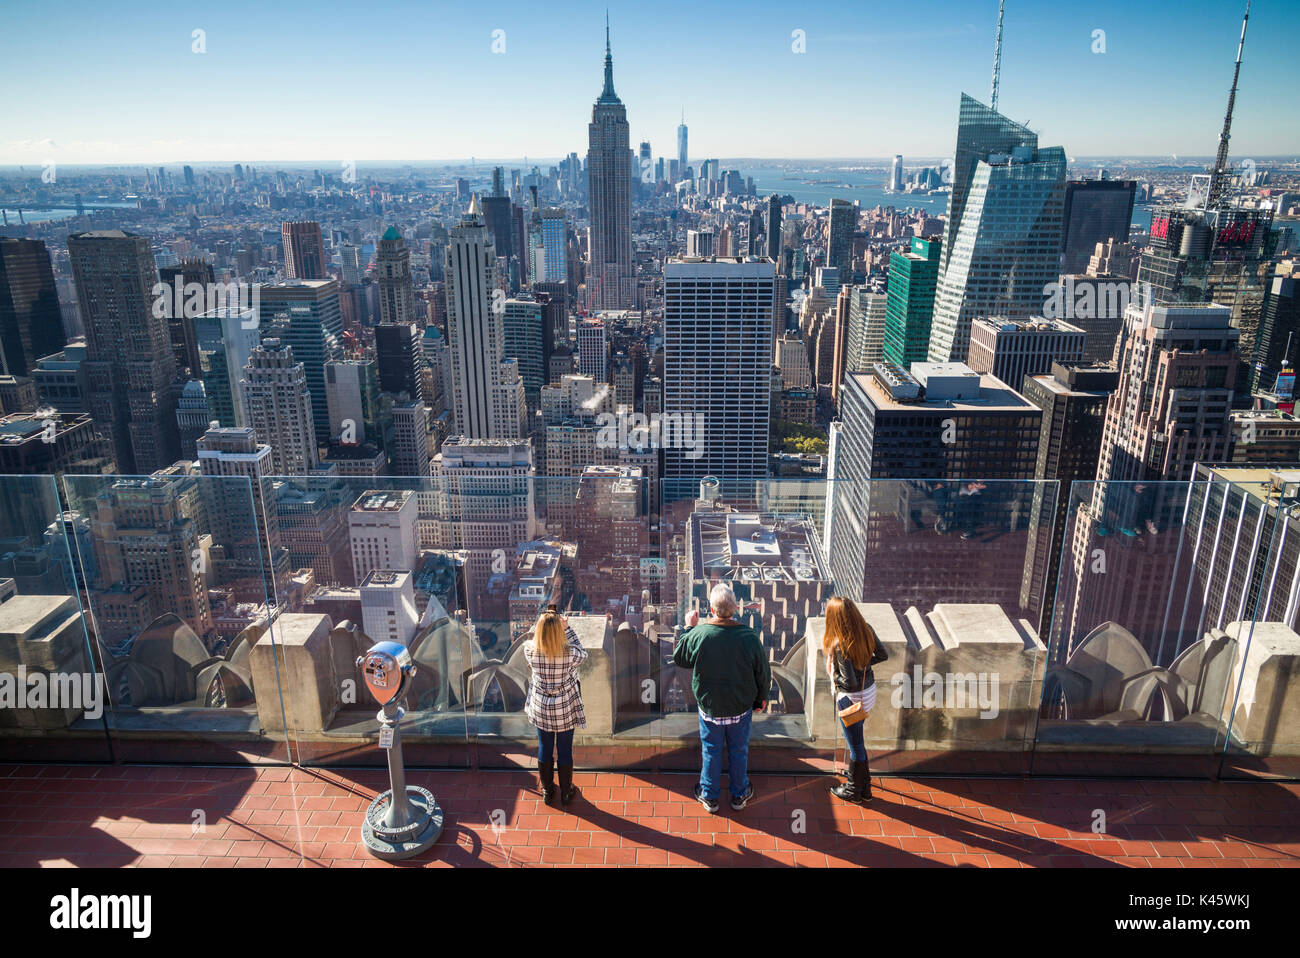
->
[1, 0, 1294, 164]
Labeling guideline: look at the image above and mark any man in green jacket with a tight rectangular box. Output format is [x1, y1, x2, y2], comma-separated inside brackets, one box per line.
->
[672, 582, 771, 813]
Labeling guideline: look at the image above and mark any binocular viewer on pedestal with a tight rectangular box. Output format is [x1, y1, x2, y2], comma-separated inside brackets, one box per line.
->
[356, 641, 443, 860]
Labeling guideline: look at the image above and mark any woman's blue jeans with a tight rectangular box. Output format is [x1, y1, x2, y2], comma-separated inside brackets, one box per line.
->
[537, 727, 575, 765]
[837, 695, 868, 762]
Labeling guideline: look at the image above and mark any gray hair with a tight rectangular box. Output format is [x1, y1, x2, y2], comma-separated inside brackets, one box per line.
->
[709, 582, 738, 619]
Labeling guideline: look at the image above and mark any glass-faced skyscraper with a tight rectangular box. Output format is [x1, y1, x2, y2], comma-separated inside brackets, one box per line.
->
[927, 94, 1067, 364]
[884, 236, 942, 366]
[586, 21, 635, 309]
[258, 279, 343, 443]
[826, 199, 856, 275]
[677, 114, 688, 173]
[766, 195, 783, 266]
[0, 238, 65, 378]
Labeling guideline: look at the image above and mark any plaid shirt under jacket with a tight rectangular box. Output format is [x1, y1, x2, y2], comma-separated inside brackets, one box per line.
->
[523, 627, 588, 732]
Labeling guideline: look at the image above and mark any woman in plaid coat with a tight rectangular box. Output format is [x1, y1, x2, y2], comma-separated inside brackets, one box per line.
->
[523, 608, 587, 806]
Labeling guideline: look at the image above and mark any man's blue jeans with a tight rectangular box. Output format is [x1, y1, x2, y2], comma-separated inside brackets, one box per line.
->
[698, 710, 752, 801]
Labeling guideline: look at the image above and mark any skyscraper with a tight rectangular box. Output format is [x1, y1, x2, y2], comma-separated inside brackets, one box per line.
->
[539, 208, 568, 282]
[196, 425, 289, 588]
[430, 437, 536, 620]
[685, 230, 715, 258]
[586, 20, 635, 309]
[349, 489, 418, 583]
[576, 319, 608, 383]
[157, 258, 213, 377]
[0, 238, 66, 378]
[766, 195, 784, 267]
[444, 199, 526, 439]
[828, 362, 1042, 610]
[837, 286, 888, 402]
[747, 208, 765, 257]
[194, 306, 259, 429]
[502, 296, 547, 414]
[241, 341, 319, 475]
[257, 279, 343, 441]
[323, 358, 380, 445]
[68, 230, 180, 474]
[374, 321, 423, 401]
[281, 221, 326, 280]
[966, 317, 1085, 393]
[677, 112, 688, 173]
[927, 94, 1067, 363]
[376, 226, 415, 325]
[175, 379, 210, 459]
[1056, 304, 1241, 659]
[1060, 179, 1136, 275]
[1253, 263, 1300, 392]
[663, 257, 776, 480]
[889, 155, 904, 193]
[883, 236, 942, 367]
[1019, 362, 1118, 637]
[89, 476, 213, 644]
[826, 199, 856, 275]
[1097, 302, 1239, 484]
[390, 400, 430, 478]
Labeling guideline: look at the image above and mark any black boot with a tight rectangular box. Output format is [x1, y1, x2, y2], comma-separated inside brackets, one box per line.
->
[558, 765, 578, 806]
[830, 760, 871, 805]
[538, 761, 556, 805]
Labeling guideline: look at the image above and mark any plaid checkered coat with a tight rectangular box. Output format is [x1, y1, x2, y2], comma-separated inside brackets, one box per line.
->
[523, 627, 588, 732]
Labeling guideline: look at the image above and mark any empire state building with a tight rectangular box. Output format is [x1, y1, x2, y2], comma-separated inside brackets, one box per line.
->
[586, 20, 635, 310]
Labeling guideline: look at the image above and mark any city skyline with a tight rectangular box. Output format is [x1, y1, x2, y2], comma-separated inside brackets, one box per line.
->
[2, 0, 1297, 165]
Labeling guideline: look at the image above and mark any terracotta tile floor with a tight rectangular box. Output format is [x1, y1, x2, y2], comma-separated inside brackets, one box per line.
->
[1, 763, 1297, 867]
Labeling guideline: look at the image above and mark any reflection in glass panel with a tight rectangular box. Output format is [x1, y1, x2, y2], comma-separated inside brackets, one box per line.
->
[1036, 480, 1236, 775]
[0, 475, 111, 762]
[267, 475, 469, 766]
[58, 472, 286, 763]
[1191, 465, 1300, 780]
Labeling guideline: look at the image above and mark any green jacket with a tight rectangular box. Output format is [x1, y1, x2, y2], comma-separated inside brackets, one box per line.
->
[672, 621, 771, 719]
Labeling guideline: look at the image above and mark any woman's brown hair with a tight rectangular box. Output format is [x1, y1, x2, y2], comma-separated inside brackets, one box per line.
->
[822, 596, 877, 670]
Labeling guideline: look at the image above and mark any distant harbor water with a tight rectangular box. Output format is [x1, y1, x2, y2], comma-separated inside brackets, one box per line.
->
[0, 202, 136, 224]
[741, 167, 948, 213]
[739, 166, 1151, 233]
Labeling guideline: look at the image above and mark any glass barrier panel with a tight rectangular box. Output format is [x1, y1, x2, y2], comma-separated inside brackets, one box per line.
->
[468, 474, 662, 774]
[57, 473, 288, 764]
[267, 474, 470, 769]
[0, 474, 112, 763]
[1033, 479, 1234, 777]
[829, 478, 1056, 777]
[660, 477, 825, 778]
[1204, 466, 1300, 780]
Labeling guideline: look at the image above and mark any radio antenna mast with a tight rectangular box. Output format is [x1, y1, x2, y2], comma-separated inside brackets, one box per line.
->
[990, 0, 1006, 111]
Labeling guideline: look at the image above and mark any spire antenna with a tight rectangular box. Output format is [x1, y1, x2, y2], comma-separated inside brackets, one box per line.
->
[1208, 2, 1251, 206]
[990, 0, 1006, 111]
[600, 12, 617, 99]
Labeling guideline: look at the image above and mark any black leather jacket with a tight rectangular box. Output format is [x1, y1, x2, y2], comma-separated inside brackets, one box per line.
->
[830, 640, 889, 693]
